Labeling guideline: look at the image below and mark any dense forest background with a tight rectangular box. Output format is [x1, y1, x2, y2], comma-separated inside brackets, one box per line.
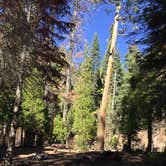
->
[0, 0, 165, 165]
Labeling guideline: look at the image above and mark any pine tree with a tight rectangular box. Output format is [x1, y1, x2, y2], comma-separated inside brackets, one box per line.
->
[90, 33, 102, 109]
[91, 33, 100, 73]
[71, 43, 96, 150]
[127, 0, 166, 152]
[119, 45, 142, 151]
[0, 1, 73, 163]
[22, 69, 45, 146]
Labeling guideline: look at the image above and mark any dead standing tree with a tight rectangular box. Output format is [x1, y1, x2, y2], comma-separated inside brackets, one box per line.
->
[97, 1, 121, 151]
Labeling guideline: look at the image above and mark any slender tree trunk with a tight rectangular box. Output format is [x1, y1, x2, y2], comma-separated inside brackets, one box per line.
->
[44, 77, 51, 142]
[127, 133, 132, 152]
[97, 3, 121, 151]
[3, 125, 7, 148]
[20, 122, 24, 147]
[64, 0, 78, 148]
[147, 110, 152, 152]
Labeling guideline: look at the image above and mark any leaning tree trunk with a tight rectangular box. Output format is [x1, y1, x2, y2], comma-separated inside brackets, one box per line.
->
[97, 3, 121, 151]
[111, 70, 117, 113]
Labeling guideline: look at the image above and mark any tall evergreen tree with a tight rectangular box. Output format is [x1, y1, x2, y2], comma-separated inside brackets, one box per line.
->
[0, 1, 73, 164]
[127, 0, 166, 151]
[119, 45, 142, 151]
[71, 43, 96, 150]
[22, 69, 45, 147]
[90, 33, 102, 109]
[91, 33, 100, 73]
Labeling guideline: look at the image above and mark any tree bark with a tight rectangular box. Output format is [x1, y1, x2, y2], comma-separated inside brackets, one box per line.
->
[97, 3, 121, 151]
[127, 133, 132, 152]
[63, 0, 78, 148]
[111, 70, 117, 113]
[147, 110, 153, 152]
[43, 77, 51, 143]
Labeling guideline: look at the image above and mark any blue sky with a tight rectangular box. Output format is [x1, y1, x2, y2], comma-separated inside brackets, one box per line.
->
[83, 3, 129, 64]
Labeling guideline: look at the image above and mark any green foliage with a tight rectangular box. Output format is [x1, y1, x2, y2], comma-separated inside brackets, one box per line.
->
[0, 88, 15, 126]
[127, 0, 166, 121]
[22, 69, 45, 133]
[91, 33, 100, 72]
[110, 135, 118, 149]
[90, 33, 102, 109]
[71, 43, 97, 150]
[53, 114, 67, 143]
[118, 45, 142, 147]
[72, 109, 96, 150]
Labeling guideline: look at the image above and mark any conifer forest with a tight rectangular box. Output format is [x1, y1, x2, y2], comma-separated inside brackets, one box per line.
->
[0, 0, 166, 166]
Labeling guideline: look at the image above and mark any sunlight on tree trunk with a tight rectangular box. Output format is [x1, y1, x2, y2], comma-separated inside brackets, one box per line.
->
[97, 3, 121, 151]
[111, 70, 117, 113]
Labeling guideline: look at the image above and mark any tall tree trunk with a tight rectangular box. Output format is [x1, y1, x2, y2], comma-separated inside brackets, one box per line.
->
[2, 125, 7, 148]
[97, 3, 121, 151]
[5, 47, 26, 166]
[106, 70, 117, 148]
[44, 77, 51, 143]
[5, 3, 31, 165]
[127, 133, 132, 152]
[20, 124, 24, 147]
[111, 70, 117, 113]
[63, 0, 78, 148]
[147, 110, 153, 152]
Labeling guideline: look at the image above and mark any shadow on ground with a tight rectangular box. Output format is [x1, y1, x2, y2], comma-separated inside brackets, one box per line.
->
[0, 147, 166, 166]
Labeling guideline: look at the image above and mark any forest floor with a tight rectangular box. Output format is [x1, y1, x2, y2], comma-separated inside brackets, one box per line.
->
[0, 146, 166, 166]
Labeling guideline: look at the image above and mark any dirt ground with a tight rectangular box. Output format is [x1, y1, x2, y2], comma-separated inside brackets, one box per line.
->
[0, 146, 165, 166]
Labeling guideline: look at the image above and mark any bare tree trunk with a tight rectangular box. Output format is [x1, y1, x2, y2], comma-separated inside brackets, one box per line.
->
[2, 125, 7, 148]
[63, 0, 78, 148]
[106, 70, 117, 149]
[111, 70, 117, 113]
[44, 77, 51, 143]
[147, 110, 153, 152]
[97, 3, 121, 151]
[127, 133, 132, 152]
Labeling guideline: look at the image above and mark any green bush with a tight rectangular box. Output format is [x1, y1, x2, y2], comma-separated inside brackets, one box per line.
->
[110, 136, 118, 149]
[53, 115, 67, 143]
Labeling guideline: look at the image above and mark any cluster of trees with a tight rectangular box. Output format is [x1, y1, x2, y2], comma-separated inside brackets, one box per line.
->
[0, 0, 74, 164]
[119, 0, 166, 152]
[0, 1, 165, 165]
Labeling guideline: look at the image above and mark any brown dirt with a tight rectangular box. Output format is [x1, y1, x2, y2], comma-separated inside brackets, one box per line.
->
[0, 147, 165, 166]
